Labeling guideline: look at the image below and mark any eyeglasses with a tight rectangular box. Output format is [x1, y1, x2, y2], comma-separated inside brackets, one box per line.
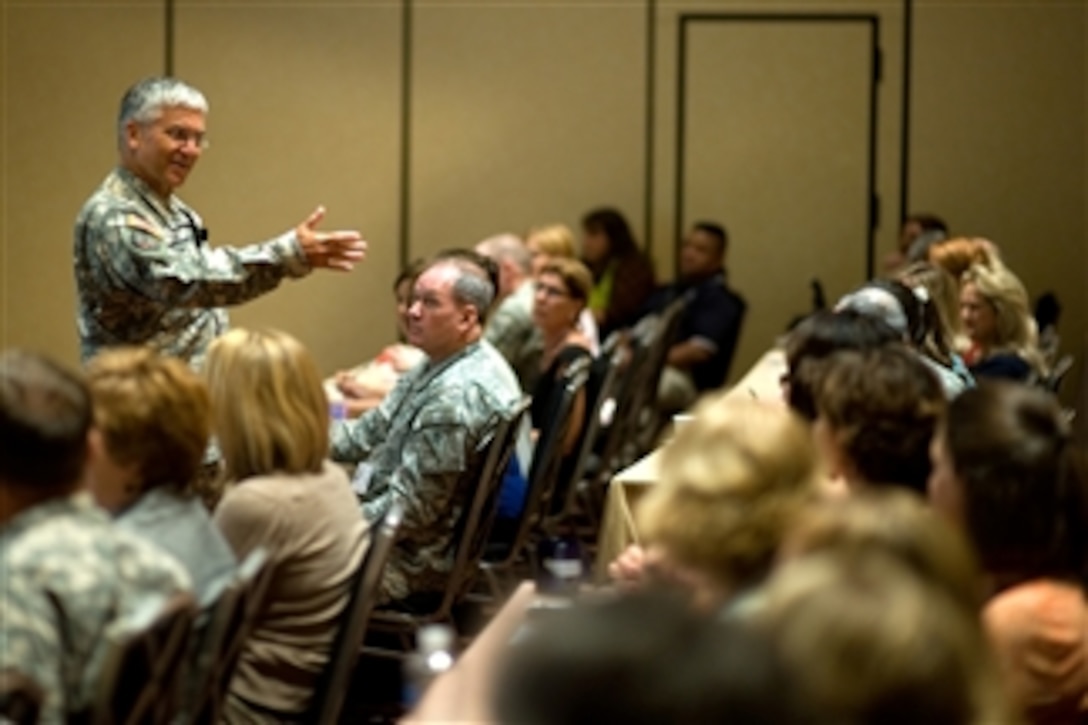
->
[536, 282, 572, 299]
[162, 125, 209, 150]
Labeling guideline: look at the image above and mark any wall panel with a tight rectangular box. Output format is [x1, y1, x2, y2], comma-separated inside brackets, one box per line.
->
[911, 1, 1086, 403]
[683, 18, 876, 380]
[2, 0, 163, 365]
[174, 0, 401, 375]
[410, 1, 646, 259]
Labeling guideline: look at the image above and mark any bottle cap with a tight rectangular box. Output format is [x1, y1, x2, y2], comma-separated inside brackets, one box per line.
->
[418, 623, 455, 655]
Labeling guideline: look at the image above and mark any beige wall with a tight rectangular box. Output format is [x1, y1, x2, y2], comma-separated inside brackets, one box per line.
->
[910, 0, 1086, 404]
[2, 0, 1085, 401]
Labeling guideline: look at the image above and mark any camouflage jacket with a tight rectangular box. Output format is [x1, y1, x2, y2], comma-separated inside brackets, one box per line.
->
[0, 493, 191, 723]
[330, 340, 522, 605]
[484, 279, 542, 391]
[73, 167, 311, 368]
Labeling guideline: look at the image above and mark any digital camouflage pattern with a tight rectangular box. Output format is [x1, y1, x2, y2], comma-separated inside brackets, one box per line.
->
[73, 167, 311, 369]
[0, 494, 191, 723]
[484, 279, 542, 390]
[330, 340, 521, 605]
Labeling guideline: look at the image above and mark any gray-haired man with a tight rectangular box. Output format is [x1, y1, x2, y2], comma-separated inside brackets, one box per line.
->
[74, 76, 367, 369]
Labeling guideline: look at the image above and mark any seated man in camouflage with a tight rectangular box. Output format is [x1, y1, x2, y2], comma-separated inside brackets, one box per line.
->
[475, 233, 542, 391]
[0, 350, 192, 722]
[330, 253, 523, 609]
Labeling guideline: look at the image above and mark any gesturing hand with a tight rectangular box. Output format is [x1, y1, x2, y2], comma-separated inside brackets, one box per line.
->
[295, 205, 368, 271]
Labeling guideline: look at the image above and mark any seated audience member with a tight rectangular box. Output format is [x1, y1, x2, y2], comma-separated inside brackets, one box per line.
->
[526, 223, 600, 352]
[781, 309, 901, 421]
[929, 381, 1088, 723]
[476, 233, 543, 390]
[531, 258, 595, 453]
[643, 221, 746, 413]
[959, 262, 1045, 382]
[884, 212, 949, 272]
[85, 347, 236, 604]
[928, 236, 1001, 282]
[526, 223, 577, 277]
[781, 488, 984, 615]
[330, 254, 523, 608]
[327, 260, 426, 417]
[204, 329, 366, 721]
[895, 261, 973, 385]
[610, 395, 819, 610]
[812, 346, 945, 496]
[749, 549, 1009, 725]
[492, 590, 815, 725]
[0, 350, 191, 722]
[580, 207, 655, 339]
[836, 277, 973, 397]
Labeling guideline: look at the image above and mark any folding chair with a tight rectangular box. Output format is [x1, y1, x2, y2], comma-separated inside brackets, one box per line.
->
[304, 502, 404, 725]
[90, 591, 198, 725]
[479, 360, 590, 599]
[185, 548, 273, 725]
[363, 396, 532, 657]
[544, 345, 625, 537]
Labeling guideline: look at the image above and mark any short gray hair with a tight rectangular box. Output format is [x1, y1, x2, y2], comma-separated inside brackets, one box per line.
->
[476, 233, 532, 275]
[436, 259, 495, 324]
[117, 76, 208, 146]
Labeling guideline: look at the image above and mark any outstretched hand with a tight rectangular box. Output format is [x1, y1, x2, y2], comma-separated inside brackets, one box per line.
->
[295, 205, 367, 271]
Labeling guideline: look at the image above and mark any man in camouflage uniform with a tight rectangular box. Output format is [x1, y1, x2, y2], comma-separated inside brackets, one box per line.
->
[0, 350, 192, 723]
[330, 255, 522, 607]
[475, 233, 542, 390]
[74, 76, 366, 369]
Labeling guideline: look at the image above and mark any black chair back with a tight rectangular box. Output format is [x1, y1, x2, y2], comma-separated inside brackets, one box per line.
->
[364, 395, 532, 647]
[305, 502, 403, 724]
[545, 346, 624, 530]
[485, 360, 589, 575]
[91, 591, 197, 725]
[187, 547, 273, 725]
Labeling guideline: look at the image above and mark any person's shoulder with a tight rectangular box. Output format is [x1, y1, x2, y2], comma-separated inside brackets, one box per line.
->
[420, 343, 520, 420]
[985, 579, 1088, 647]
[5, 497, 188, 593]
[972, 352, 1032, 381]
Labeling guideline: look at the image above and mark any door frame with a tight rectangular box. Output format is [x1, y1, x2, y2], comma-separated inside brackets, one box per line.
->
[674, 12, 882, 278]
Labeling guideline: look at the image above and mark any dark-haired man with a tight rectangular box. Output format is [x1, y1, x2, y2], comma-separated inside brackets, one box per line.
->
[647, 222, 747, 412]
[0, 350, 191, 722]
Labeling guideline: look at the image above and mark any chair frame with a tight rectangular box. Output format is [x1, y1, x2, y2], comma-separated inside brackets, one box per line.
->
[479, 360, 590, 599]
[90, 591, 198, 725]
[362, 396, 532, 657]
[304, 501, 404, 724]
[185, 547, 273, 725]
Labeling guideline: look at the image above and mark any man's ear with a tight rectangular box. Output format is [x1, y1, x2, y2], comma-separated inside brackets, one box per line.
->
[86, 427, 106, 465]
[123, 120, 142, 152]
[462, 303, 480, 329]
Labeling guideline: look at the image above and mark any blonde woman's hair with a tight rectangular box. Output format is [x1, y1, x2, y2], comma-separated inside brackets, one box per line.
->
[637, 395, 819, 592]
[86, 346, 211, 494]
[960, 262, 1045, 374]
[526, 224, 576, 259]
[205, 328, 328, 481]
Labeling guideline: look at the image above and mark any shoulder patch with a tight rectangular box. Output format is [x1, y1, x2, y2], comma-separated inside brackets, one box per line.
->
[123, 214, 166, 241]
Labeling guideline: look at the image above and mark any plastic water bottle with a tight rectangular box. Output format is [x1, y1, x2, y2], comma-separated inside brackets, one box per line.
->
[402, 624, 456, 709]
[537, 535, 585, 602]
